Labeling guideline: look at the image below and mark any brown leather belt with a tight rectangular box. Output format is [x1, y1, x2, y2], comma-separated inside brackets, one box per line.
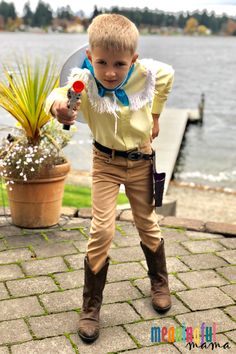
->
[94, 141, 154, 161]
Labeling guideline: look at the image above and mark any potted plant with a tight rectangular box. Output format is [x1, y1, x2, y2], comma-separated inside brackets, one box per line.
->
[0, 58, 71, 228]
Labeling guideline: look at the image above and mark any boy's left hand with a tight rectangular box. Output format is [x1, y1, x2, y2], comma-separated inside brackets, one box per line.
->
[151, 114, 160, 141]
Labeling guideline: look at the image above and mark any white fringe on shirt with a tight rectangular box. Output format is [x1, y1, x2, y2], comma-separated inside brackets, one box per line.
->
[67, 59, 164, 134]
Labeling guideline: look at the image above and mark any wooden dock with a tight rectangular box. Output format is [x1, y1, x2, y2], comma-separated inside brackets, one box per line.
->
[152, 107, 201, 196]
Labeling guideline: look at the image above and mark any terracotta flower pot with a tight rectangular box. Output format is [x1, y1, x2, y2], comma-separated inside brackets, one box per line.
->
[5, 161, 70, 228]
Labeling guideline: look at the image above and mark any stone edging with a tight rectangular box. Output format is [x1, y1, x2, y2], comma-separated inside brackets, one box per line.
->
[61, 207, 236, 237]
[1, 206, 235, 237]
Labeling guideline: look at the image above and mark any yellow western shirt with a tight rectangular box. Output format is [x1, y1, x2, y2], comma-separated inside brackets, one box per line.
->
[45, 59, 174, 151]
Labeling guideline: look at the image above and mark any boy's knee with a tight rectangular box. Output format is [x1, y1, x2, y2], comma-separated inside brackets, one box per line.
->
[91, 220, 115, 236]
[89, 226, 114, 244]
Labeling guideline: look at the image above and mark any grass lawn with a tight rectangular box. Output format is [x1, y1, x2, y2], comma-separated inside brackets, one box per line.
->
[63, 184, 129, 207]
[0, 183, 129, 208]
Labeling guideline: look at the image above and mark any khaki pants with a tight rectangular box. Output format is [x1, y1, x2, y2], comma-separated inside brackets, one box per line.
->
[87, 144, 162, 273]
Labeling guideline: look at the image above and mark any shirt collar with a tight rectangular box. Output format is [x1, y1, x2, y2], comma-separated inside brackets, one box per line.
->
[82, 57, 134, 106]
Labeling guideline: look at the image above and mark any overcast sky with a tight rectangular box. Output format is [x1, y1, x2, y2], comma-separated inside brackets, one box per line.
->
[5, 0, 236, 16]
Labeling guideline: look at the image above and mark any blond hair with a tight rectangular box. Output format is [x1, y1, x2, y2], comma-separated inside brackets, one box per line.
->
[88, 14, 139, 54]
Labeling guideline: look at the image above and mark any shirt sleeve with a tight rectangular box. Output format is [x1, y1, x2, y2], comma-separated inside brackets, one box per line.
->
[151, 63, 174, 115]
[44, 86, 68, 115]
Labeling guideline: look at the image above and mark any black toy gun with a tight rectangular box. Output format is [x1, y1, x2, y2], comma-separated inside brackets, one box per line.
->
[64, 80, 85, 130]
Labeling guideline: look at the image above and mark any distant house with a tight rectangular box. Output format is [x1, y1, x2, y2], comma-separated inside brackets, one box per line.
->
[66, 24, 84, 33]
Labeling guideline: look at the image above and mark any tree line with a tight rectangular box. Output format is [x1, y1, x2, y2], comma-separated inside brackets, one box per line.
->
[0, 0, 235, 35]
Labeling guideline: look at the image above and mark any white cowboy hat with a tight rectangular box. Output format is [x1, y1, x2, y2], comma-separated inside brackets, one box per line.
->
[60, 43, 88, 86]
[60, 43, 88, 122]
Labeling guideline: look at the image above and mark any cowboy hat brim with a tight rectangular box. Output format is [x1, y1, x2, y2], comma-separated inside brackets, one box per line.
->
[60, 43, 88, 123]
[60, 43, 88, 86]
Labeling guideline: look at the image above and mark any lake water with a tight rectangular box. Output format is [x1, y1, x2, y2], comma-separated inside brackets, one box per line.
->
[0, 33, 235, 190]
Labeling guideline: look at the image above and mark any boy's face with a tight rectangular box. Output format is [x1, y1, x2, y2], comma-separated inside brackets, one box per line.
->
[86, 47, 138, 89]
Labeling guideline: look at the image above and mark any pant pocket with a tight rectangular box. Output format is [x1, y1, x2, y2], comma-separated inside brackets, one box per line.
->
[93, 147, 111, 163]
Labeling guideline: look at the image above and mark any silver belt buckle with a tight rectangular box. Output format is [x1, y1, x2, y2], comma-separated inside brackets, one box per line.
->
[127, 151, 143, 160]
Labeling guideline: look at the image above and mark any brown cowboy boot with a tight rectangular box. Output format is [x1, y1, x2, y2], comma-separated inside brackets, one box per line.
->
[78, 256, 109, 343]
[140, 239, 171, 312]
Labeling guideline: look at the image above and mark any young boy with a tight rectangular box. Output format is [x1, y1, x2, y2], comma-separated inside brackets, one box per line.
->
[45, 14, 174, 343]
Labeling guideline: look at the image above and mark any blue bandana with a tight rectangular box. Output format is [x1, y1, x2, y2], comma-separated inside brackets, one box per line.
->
[82, 57, 134, 106]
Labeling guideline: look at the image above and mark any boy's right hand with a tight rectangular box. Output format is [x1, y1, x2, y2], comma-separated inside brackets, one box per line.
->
[51, 99, 81, 126]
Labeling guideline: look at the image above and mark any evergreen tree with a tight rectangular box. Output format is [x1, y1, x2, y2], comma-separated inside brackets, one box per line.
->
[0, 1, 16, 21]
[178, 13, 186, 29]
[201, 10, 210, 27]
[23, 1, 33, 26]
[209, 12, 220, 33]
[166, 14, 177, 27]
[32, 0, 53, 27]
[57, 5, 74, 21]
[91, 5, 101, 20]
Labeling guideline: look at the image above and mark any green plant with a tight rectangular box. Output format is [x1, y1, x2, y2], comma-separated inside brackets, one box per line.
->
[0, 58, 58, 140]
[0, 57, 73, 187]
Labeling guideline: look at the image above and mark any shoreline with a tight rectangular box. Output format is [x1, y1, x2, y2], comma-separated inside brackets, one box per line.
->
[169, 180, 236, 195]
[168, 181, 236, 225]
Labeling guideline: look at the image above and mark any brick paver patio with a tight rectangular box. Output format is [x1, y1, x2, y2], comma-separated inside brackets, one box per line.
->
[0, 212, 235, 353]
